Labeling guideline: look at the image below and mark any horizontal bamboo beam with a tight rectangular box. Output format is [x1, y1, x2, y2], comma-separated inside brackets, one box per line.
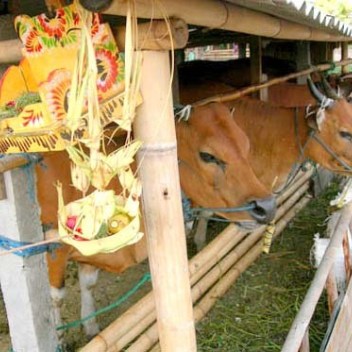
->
[0, 155, 29, 173]
[113, 18, 188, 51]
[0, 19, 188, 65]
[282, 202, 352, 352]
[0, 39, 23, 64]
[193, 59, 352, 106]
[104, 0, 352, 42]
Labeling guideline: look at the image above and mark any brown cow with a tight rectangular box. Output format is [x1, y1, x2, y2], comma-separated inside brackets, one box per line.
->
[181, 78, 352, 192]
[41, 102, 275, 338]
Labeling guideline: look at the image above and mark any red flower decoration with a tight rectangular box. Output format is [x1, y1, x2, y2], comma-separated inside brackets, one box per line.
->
[23, 28, 43, 54]
[38, 9, 66, 39]
[91, 14, 101, 37]
[21, 109, 43, 127]
[96, 49, 118, 92]
[41, 69, 71, 121]
[6, 101, 15, 108]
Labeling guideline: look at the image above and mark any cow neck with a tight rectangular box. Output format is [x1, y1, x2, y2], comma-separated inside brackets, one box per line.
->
[228, 98, 313, 192]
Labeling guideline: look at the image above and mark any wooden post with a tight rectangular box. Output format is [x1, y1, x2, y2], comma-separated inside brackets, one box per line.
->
[0, 162, 59, 351]
[133, 51, 196, 351]
[342, 42, 350, 74]
[311, 42, 328, 65]
[238, 43, 247, 58]
[250, 37, 262, 99]
[296, 41, 311, 84]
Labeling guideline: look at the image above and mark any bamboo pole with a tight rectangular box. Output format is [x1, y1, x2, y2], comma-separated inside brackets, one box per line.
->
[0, 39, 22, 64]
[122, 190, 312, 351]
[341, 42, 350, 74]
[103, 0, 352, 41]
[192, 59, 352, 107]
[113, 18, 188, 51]
[84, 180, 311, 351]
[0, 155, 30, 173]
[0, 19, 188, 65]
[132, 50, 196, 352]
[282, 201, 352, 352]
[276, 168, 313, 206]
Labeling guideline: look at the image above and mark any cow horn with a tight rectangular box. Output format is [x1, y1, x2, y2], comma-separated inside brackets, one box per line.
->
[307, 76, 333, 107]
[320, 74, 340, 100]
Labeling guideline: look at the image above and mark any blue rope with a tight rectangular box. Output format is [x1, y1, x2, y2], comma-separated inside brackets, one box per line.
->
[181, 193, 256, 222]
[56, 272, 151, 331]
[0, 235, 61, 257]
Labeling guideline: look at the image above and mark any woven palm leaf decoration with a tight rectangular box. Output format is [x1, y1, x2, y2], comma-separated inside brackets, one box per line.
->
[0, 1, 144, 255]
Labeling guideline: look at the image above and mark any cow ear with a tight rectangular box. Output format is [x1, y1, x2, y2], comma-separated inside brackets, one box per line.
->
[307, 115, 319, 131]
[307, 110, 325, 131]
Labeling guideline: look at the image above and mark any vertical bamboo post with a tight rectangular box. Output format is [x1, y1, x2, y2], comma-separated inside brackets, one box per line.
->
[296, 41, 311, 84]
[341, 42, 349, 74]
[250, 37, 262, 99]
[133, 50, 197, 351]
[0, 163, 58, 351]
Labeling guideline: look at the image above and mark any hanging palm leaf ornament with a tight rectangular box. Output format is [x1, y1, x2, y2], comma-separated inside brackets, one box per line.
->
[0, 1, 144, 255]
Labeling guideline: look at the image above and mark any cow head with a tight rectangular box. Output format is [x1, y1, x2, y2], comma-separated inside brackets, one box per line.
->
[176, 102, 276, 228]
[306, 77, 352, 174]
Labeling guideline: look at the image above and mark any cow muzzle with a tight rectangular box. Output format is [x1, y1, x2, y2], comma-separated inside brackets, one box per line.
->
[248, 196, 276, 224]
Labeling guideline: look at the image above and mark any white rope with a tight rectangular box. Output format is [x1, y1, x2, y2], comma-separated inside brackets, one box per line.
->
[174, 105, 192, 122]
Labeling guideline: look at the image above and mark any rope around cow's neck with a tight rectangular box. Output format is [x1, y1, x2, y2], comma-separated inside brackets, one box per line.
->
[181, 189, 255, 223]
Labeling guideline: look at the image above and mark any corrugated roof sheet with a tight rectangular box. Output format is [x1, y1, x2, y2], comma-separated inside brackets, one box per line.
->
[225, 0, 352, 37]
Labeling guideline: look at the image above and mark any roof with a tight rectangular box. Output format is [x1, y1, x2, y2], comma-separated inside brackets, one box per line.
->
[226, 0, 352, 37]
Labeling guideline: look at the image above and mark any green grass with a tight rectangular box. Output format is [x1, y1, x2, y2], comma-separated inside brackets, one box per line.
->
[196, 181, 341, 352]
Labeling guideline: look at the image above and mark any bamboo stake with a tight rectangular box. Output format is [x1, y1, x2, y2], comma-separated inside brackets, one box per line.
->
[0, 19, 188, 65]
[133, 50, 196, 352]
[124, 193, 311, 352]
[192, 59, 352, 107]
[282, 201, 352, 352]
[104, 0, 352, 41]
[84, 181, 311, 351]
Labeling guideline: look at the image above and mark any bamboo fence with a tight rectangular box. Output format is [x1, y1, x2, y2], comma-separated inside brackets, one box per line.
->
[282, 201, 352, 352]
[82, 168, 314, 351]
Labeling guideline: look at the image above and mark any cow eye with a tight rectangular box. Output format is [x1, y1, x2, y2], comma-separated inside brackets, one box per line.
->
[199, 152, 218, 163]
[339, 131, 352, 142]
[199, 152, 226, 171]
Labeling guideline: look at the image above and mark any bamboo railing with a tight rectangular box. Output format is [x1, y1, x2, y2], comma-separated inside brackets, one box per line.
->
[82, 168, 314, 351]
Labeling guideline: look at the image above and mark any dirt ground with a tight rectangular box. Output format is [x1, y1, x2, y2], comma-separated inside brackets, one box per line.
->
[0, 181, 338, 351]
